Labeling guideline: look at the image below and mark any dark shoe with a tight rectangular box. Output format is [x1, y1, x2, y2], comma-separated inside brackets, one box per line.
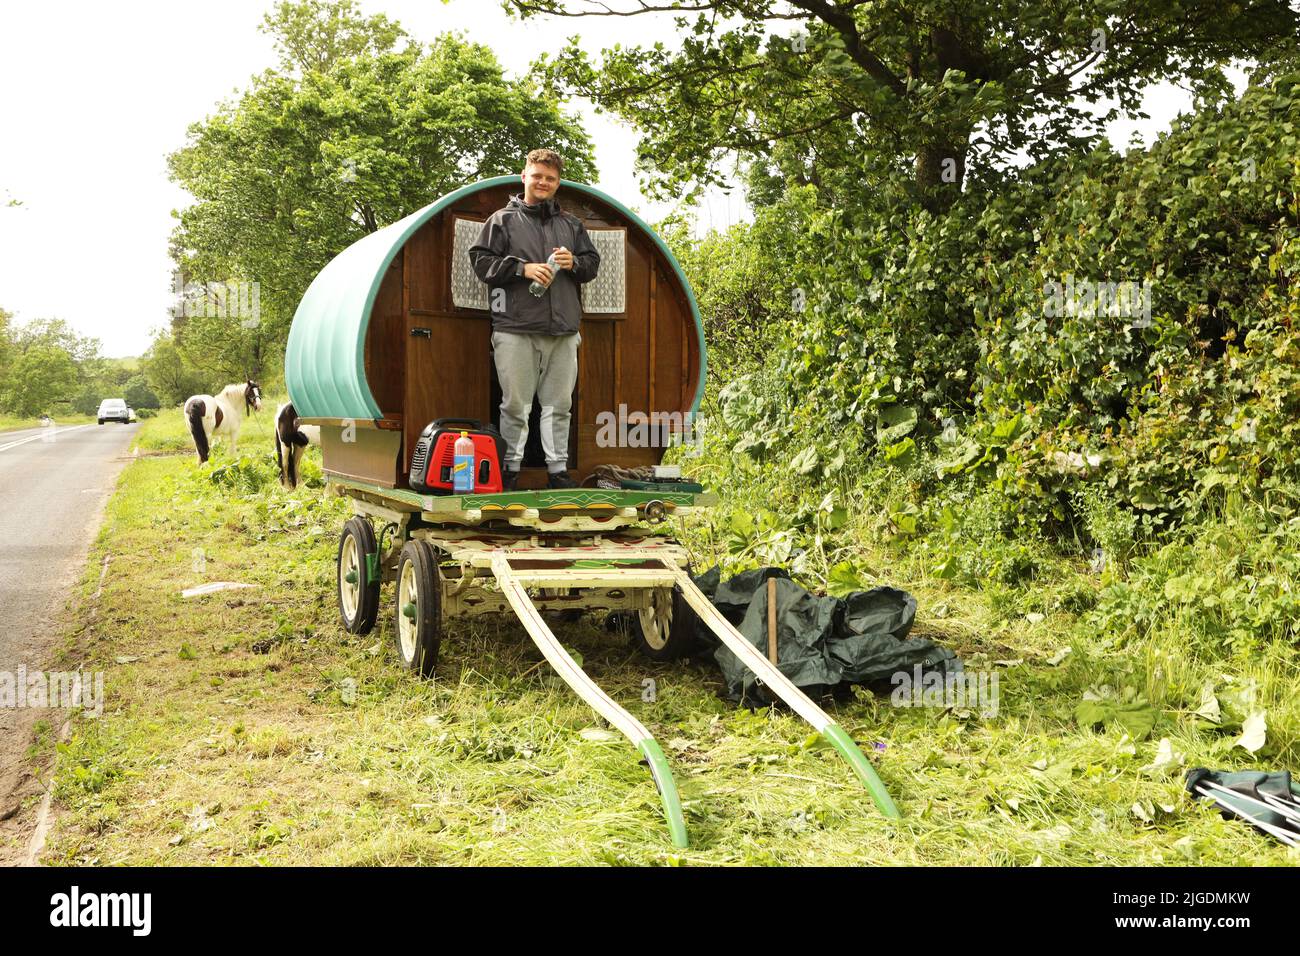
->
[547, 470, 578, 489]
[502, 469, 520, 492]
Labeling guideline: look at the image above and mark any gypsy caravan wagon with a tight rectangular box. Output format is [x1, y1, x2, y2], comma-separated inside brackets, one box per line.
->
[285, 176, 898, 846]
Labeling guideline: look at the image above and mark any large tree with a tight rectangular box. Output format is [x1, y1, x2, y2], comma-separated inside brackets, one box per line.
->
[140, 331, 212, 406]
[261, 0, 409, 74]
[510, 0, 1298, 210]
[168, 0, 597, 378]
[8, 317, 100, 365]
[0, 308, 14, 396]
[0, 312, 130, 416]
[1, 346, 78, 417]
[123, 376, 161, 411]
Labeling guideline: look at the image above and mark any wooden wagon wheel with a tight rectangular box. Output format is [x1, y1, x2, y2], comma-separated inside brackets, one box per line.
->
[631, 564, 699, 661]
[394, 539, 443, 676]
[337, 517, 381, 635]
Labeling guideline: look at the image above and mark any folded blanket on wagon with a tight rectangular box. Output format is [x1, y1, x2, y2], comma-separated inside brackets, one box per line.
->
[586, 464, 700, 491]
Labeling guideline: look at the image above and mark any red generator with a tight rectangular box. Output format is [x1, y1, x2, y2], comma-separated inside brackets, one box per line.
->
[408, 419, 505, 494]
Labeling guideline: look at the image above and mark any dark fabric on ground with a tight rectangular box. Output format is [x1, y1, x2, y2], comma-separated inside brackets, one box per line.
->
[690, 565, 960, 705]
[1186, 768, 1300, 841]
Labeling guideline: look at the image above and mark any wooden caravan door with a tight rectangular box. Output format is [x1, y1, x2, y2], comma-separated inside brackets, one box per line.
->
[404, 318, 492, 465]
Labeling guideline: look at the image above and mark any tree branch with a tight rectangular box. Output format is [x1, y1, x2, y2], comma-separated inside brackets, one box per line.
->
[783, 0, 906, 96]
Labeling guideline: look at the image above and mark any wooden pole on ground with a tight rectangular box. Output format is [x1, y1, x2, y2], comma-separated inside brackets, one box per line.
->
[766, 576, 778, 664]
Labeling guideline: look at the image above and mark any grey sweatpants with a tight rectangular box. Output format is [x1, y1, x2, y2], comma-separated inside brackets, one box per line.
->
[491, 329, 581, 472]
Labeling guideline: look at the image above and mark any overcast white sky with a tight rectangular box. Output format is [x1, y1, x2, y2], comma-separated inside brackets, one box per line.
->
[0, 0, 1225, 357]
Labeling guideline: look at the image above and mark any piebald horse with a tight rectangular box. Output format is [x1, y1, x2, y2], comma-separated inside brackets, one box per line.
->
[184, 381, 263, 463]
[274, 402, 320, 489]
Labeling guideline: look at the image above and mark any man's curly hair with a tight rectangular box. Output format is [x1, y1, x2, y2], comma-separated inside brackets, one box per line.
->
[526, 148, 564, 175]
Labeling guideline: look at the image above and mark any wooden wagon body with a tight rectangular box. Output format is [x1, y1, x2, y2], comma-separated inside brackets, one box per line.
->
[286, 176, 706, 490]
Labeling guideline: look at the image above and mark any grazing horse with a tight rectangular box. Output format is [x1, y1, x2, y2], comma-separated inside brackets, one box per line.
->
[183, 380, 263, 463]
[274, 402, 320, 489]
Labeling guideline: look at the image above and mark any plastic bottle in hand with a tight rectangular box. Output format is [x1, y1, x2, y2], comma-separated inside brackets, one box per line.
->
[452, 431, 476, 492]
[529, 252, 560, 297]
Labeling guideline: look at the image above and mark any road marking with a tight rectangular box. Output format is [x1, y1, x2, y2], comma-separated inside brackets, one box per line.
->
[0, 424, 93, 453]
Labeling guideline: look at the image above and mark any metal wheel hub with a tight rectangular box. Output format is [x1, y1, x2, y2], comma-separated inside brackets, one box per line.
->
[398, 561, 419, 661]
[340, 535, 360, 621]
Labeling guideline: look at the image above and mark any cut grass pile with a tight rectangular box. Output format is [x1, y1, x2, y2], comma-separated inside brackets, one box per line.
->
[39, 411, 1300, 865]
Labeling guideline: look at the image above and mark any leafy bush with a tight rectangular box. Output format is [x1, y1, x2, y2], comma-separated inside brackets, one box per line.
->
[1072, 483, 1141, 572]
[920, 485, 1048, 588]
[691, 67, 1300, 547]
[1088, 500, 1300, 657]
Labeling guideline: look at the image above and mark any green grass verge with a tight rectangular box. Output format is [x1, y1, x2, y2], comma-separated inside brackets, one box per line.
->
[42, 434, 1300, 865]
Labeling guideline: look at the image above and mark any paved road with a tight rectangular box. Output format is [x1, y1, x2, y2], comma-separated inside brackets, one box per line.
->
[0, 420, 137, 854]
[0, 422, 137, 663]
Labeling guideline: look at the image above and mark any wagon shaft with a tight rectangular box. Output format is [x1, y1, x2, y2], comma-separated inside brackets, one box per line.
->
[489, 551, 689, 848]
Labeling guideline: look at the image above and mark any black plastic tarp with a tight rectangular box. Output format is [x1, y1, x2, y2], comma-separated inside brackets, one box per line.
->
[689, 566, 961, 705]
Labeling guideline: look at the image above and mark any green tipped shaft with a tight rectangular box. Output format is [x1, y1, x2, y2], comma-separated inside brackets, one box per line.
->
[638, 739, 690, 848]
[822, 725, 901, 819]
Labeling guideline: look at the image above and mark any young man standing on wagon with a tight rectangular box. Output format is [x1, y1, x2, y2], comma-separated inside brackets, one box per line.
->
[468, 148, 601, 490]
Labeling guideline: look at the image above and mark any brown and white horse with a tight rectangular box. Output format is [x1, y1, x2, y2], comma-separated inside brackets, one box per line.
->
[183, 381, 263, 463]
[274, 402, 320, 489]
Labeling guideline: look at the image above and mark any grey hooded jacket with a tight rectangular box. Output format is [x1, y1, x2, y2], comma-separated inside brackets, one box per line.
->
[468, 194, 601, 335]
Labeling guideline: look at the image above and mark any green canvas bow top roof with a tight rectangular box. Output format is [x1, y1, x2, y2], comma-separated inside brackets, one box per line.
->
[285, 176, 707, 421]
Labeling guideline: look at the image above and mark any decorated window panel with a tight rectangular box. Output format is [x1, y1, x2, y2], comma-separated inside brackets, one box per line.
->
[581, 227, 626, 314]
[451, 216, 490, 311]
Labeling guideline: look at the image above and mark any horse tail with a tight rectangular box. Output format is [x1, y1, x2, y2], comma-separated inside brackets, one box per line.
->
[276, 402, 305, 488]
[186, 399, 210, 463]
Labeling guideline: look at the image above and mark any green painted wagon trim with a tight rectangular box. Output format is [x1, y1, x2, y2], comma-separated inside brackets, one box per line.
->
[637, 739, 689, 848]
[287, 176, 708, 423]
[446, 488, 716, 509]
[331, 478, 428, 511]
[330, 476, 717, 512]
